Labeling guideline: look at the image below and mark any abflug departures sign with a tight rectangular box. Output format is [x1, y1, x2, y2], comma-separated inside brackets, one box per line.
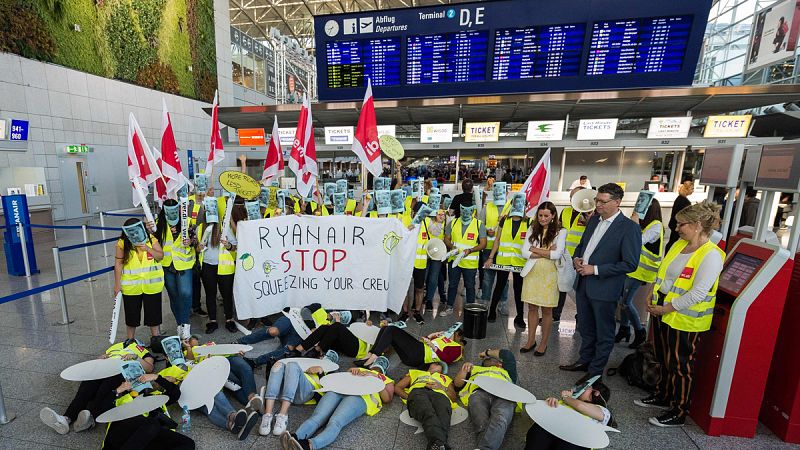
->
[314, 0, 712, 101]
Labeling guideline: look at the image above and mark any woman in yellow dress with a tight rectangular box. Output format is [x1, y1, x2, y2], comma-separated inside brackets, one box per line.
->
[520, 202, 567, 355]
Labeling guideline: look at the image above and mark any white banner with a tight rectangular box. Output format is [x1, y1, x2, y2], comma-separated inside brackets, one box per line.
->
[277, 127, 296, 146]
[576, 119, 618, 140]
[647, 117, 692, 139]
[377, 125, 396, 137]
[324, 126, 354, 145]
[420, 123, 454, 143]
[233, 215, 417, 318]
[526, 120, 565, 141]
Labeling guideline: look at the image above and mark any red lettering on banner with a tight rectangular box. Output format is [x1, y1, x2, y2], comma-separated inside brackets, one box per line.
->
[282, 249, 349, 272]
[297, 249, 310, 270]
[680, 267, 694, 279]
[313, 249, 327, 271]
[281, 251, 291, 272]
[332, 249, 346, 270]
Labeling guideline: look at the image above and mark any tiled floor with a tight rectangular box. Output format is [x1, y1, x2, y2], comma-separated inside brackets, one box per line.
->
[0, 215, 797, 449]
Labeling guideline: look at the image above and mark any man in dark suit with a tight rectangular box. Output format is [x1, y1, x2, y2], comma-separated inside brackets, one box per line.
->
[560, 183, 640, 381]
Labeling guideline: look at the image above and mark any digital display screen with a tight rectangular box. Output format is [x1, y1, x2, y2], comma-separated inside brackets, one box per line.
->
[586, 15, 693, 75]
[719, 253, 765, 296]
[407, 30, 489, 84]
[326, 37, 402, 88]
[699, 147, 735, 187]
[755, 144, 800, 192]
[492, 23, 586, 80]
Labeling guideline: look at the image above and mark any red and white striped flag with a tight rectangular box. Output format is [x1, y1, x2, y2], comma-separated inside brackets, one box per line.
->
[352, 79, 382, 177]
[128, 113, 162, 206]
[160, 98, 188, 197]
[262, 115, 284, 184]
[153, 147, 168, 207]
[205, 90, 225, 177]
[288, 94, 317, 197]
[520, 148, 551, 217]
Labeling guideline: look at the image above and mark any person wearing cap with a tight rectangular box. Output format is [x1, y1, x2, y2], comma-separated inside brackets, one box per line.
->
[114, 218, 164, 342]
[395, 361, 459, 450]
[525, 379, 614, 449]
[40, 339, 155, 435]
[355, 324, 465, 369]
[196, 196, 238, 334]
[260, 351, 339, 437]
[453, 348, 518, 450]
[156, 199, 198, 340]
[443, 204, 487, 316]
[282, 357, 394, 450]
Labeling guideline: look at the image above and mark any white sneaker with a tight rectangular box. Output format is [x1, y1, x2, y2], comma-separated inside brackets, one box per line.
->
[182, 324, 191, 340]
[246, 395, 264, 414]
[224, 380, 242, 391]
[258, 413, 273, 436]
[272, 414, 288, 436]
[40, 407, 70, 435]
[73, 410, 94, 432]
[440, 307, 452, 317]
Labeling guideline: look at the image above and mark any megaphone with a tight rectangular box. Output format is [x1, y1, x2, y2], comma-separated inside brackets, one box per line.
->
[426, 238, 448, 261]
[571, 189, 596, 213]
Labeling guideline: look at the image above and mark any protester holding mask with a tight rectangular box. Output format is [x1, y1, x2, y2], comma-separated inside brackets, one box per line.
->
[443, 204, 487, 316]
[156, 199, 197, 340]
[197, 196, 238, 333]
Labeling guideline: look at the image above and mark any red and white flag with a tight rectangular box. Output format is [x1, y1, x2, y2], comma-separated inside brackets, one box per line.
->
[288, 94, 317, 197]
[520, 148, 551, 217]
[262, 115, 284, 184]
[352, 79, 382, 177]
[128, 113, 162, 206]
[153, 147, 168, 206]
[160, 98, 188, 197]
[205, 90, 225, 177]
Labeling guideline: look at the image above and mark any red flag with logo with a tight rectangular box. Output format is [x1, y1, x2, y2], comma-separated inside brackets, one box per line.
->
[153, 147, 168, 207]
[352, 79, 382, 177]
[288, 94, 317, 197]
[160, 98, 188, 197]
[128, 113, 162, 206]
[262, 115, 284, 184]
[520, 148, 551, 218]
[205, 90, 225, 177]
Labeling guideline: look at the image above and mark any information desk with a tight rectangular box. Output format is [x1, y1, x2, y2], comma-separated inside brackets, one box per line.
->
[690, 239, 791, 437]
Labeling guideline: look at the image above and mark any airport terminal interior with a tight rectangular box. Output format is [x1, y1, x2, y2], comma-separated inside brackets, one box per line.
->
[2, 0, 800, 449]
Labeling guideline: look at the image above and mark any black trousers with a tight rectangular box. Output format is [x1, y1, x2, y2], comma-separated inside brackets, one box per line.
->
[301, 322, 360, 357]
[490, 271, 523, 319]
[371, 326, 426, 367]
[553, 291, 567, 320]
[104, 415, 194, 450]
[525, 423, 584, 449]
[191, 266, 202, 310]
[200, 263, 234, 321]
[652, 316, 701, 417]
[63, 374, 123, 422]
[408, 389, 452, 445]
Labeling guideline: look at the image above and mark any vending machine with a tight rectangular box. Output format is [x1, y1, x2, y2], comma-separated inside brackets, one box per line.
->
[697, 145, 745, 250]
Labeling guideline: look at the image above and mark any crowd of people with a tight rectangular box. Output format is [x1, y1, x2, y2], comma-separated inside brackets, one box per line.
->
[39, 167, 727, 449]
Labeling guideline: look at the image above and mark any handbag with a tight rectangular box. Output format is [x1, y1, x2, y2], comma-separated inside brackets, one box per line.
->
[555, 251, 576, 293]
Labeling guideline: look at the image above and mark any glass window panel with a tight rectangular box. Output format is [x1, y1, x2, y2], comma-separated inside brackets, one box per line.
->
[255, 55, 266, 93]
[241, 48, 255, 89]
[563, 150, 623, 189]
[231, 43, 243, 86]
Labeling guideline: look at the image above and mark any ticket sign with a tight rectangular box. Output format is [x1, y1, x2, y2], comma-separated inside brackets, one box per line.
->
[464, 122, 501, 143]
[238, 128, 266, 146]
[420, 123, 453, 143]
[526, 120, 565, 141]
[377, 125, 396, 137]
[703, 115, 752, 138]
[324, 126, 354, 145]
[647, 117, 692, 139]
[277, 128, 296, 146]
[577, 119, 618, 140]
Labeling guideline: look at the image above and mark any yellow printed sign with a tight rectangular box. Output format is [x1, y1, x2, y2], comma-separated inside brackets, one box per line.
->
[219, 171, 261, 200]
[464, 122, 500, 143]
[380, 135, 405, 160]
[703, 115, 752, 138]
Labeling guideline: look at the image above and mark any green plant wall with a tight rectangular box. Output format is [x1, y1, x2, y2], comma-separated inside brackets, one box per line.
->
[0, 0, 217, 102]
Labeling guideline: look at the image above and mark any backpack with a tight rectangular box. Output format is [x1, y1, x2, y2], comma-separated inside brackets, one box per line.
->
[607, 343, 661, 391]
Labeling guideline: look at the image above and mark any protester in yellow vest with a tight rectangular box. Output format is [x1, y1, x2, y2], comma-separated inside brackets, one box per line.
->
[638, 201, 724, 428]
[260, 351, 339, 436]
[156, 200, 197, 340]
[616, 199, 664, 349]
[479, 192, 508, 310]
[396, 362, 458, 450]
[454, 348, 518, 450]
[400, 202, 434, 324]
[423, 209, 448, 314]
[292, 321, 370, 360]
[443, 204, 487, 316]
[355, 324, 465, 369]
[39, 339, 155, 436]
[114, 218, 164, 342]
[285, 357, 394, 449]
[103, 372, 194, 449]
[196, 196, 238, 334]
[554, 186, 594, 321]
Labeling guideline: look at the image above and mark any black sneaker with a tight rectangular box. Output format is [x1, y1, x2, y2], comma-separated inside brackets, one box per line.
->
[514, 317, 527, 330]
[225, 321, 237, 332]
[302, 347, 321, 359]
[649, 409, 685, 427]
[231, 409, 247, 434]
[634, 394, 671, 410]
[413, 311, 425, 324]
[398, 311, 409, 322]
[238, 411, 259, 441]
[194, 308, 209, 317]
[205, 321, 218, 334]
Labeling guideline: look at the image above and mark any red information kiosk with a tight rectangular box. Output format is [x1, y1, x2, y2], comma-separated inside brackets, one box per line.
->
[689, 144, 795, 438]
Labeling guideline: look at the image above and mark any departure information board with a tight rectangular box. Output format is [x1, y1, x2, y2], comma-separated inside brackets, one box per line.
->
[315, 0, 712, 101]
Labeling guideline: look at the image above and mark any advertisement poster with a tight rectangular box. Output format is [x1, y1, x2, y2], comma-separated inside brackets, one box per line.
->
[746, 0, 800, 71]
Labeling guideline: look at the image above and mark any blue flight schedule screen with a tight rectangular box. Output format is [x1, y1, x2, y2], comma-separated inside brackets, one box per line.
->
[586, 15, 693, 76]
[406, 30, 489, 84]
[326, 37, 401, 88]
[492, 23, 586, 80]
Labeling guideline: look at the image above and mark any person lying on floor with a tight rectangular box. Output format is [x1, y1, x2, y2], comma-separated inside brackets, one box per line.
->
[289, 320, 368, 361]
[40, 338, 154, 435]
[453, 348, 518, 450]
[395, 361, 459, 450]
[281, 357, 394, 450]
[355, 323, 465, 369]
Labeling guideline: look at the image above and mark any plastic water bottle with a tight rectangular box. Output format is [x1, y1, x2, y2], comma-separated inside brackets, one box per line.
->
[180, 405, 191, 432]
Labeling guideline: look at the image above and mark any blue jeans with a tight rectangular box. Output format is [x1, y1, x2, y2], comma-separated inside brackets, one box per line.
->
[447, 265, 477, 307]
[203, 391, 236, 429]
[619, 278, 645, 331]
[296, 392, 367, 449]
[425, 260, 447, 306]
[227, 356, 258, 405]
[164, 269, 192, 325]
[479, 251, 508, 304]
[238, 316, 302, 366]
[265, 361, 316, 405]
